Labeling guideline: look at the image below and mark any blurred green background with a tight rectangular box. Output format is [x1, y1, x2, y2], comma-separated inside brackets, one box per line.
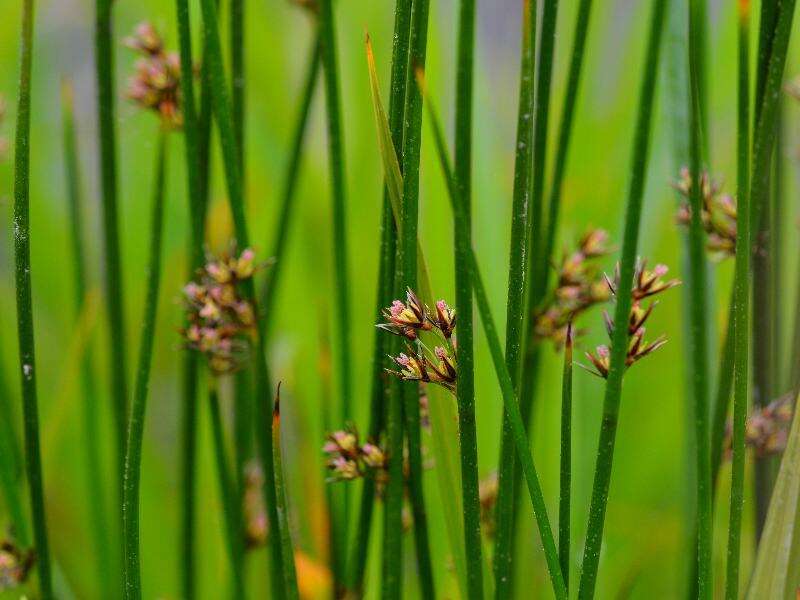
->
[0, 0, 797, 597]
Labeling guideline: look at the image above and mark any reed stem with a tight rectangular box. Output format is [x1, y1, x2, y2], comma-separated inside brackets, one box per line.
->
[12, 1, 52, 596]
[576, 1, 668, 596]
[207, 384, 246, 598]
[724, 1, 750, 597]
[493, 0, 535, 589]
[61, 78, 113, 598]
[559, 325, 574, 590]
[95, 0, 128, 496]
[122, 131, 168, 600]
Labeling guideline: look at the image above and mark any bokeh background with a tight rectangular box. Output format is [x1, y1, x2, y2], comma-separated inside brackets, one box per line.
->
[0, 0, 797, 597]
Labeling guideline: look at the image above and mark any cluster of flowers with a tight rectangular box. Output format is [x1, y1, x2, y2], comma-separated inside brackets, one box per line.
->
[0, 540, 34, 592]
[379, 288, 458, 393]
[534, 229, 612, 349]
[584, 260, 680, 378]
[323, 426, 387, 483]
[726, 393, 794, 459]
[124, 22, 182, 128]
[673, 167, 737, 259]
[182, 248, 258, 374]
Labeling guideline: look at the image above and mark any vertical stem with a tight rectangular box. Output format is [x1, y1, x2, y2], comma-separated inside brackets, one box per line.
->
[231, 0, 245, 172]
[197, 0, 286, 593]
[95, 0, 128, 497]
[380, 3, 412, 596]
[12, 2, 52, 596]
[260, 38, 321, 335]
[710, 286, 736, 491]
[559, 325, 573, 590]
[207, 384, 245, 598]
[454, 0, 482, 596]
[174, 1, 205, 594]
[272, 386, 300, 599]
[61, 79, 113, 598]
[725, 2, 750, 598]
[493, 0, 534, 591]
[122, 131, 168, 600]
[399, 0, 436, 594]
[687, 0, 712, 595]
[576, 1, 668, 596]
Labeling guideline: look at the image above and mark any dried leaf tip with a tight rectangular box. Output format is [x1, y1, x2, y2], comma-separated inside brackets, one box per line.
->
[273, 382, 282, 422]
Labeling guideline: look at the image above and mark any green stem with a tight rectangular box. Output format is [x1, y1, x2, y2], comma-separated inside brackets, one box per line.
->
[493, 0, 535, 590]
[559, 326, 573, 590]
[231, 0, 244, 170]
[95, 0, 128, 497]
[197, 0, 285, 593]
[379, 3, 412, 597]
[725, 1, 750, 598]
[419, 79, 567, 599]
[260, 37, 321, 336]
[453, 0, 482, 588]
[576, 1, 668, 596]
[272, 386, 300, 599]
[208, 384, 246, 598]
[688, 2, 713, 595]
[12, 1, 52, 596]
[711, 286, 735, 491]
[61, 78, 113, 598]
[122, 130, 168, 600]
[174, 1, 206, 594]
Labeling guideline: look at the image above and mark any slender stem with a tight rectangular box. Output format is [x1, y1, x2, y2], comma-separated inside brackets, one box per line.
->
[174, 1, 206, 594]
[61, 79, 113, 598]
[379, 3, 412, 596]
[725, 2, 750, 598]
[260, 37, 321, 335]
[197, 1, 285, 593]
[95, 0, 128, 497]
[559, 325, 573, 590]
[687, 0, 712, 595]
[272, 386, 300, 599]
[207, 384, 246, 598]
[122, 131, 168, 600]
[12, 1, 52, 596]
[453, 0, 483, 586]
[710, 286, 736, 491]
[576, 1, 668, 596]
[231, 0, 244, 171]
[492, 0, 534, 590]
[749, 0, 796, 555]
[542, 0, 595, 290]
[418, 79, 567, 599]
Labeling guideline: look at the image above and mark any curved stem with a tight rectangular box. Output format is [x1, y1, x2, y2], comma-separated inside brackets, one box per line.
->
[122, 131, 168, 600]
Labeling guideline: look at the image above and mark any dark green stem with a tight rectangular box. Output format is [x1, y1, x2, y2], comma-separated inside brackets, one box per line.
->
[688, 1, 712, 595]
[197, 0, 285, 593]
[576, 1, 668, 596]
[62, 78, 113, 598]
[725, 2, 750, 597]
[122, 131, 168, 600]
[711, 286, 736, 491]
[208, 385, 246, 598]
[493, 0, 535, 591]
[12, 2, 51, 595]
[231, 0, 244, 171]
[95, 0, 128, 497]
[559, 326, 573, 590]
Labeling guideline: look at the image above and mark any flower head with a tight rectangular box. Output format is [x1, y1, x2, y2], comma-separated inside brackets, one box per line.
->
[0, 540, 34, 592]
[125, 22, 182, 128]
[379, 288, 433, 340]
[434, 299, 456, 339]
[673, 168, 737, 259]
[322, 425, 387, 483]
[387, 345, 457, 393]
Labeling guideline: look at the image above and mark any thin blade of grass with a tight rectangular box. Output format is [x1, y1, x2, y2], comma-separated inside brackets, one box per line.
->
[197, 1, 287, 594]
[61, 78, 113, 599]
[12, 0, 52, 596]
[272, 386, 300, 599]
[122, 131, 168, 600]
[492, 0, 535, 590]
[207, 385, 246, 597]
[576, 1, 668, 596]
[95, 0, 128, 498]
[725, 1, 751, 597]
[559, 325, 574, 590]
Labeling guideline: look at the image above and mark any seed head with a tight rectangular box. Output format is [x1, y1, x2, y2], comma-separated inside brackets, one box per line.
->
[673, 168, 737, 259]
[0, 540, 35, 592]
